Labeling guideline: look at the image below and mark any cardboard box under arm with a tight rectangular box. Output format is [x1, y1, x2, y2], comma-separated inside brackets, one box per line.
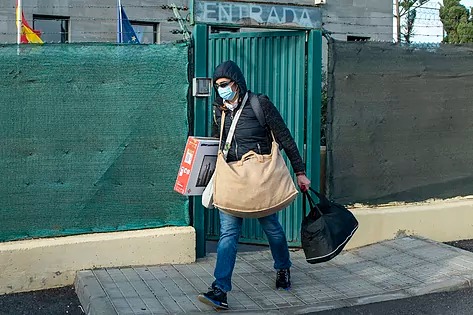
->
[174, 137, 219, 196]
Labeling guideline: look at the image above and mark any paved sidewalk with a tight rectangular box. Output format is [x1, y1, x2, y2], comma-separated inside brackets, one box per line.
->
[75, 237, 473, 314]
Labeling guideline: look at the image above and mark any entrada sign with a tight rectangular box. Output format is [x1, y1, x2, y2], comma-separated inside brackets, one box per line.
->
[194, 0, 322, 29]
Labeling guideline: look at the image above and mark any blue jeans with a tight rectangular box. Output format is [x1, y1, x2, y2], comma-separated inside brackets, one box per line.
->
[212, 210, 292, 292]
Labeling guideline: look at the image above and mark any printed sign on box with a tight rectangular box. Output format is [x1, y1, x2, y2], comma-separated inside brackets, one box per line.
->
[174, 137, 219, 196]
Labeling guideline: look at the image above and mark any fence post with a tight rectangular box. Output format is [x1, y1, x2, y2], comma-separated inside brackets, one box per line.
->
[192, 23, 209, 258]
[306, 30, 322, 193]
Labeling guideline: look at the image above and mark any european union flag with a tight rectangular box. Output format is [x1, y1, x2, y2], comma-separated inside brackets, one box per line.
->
[119, 6, 139, 44]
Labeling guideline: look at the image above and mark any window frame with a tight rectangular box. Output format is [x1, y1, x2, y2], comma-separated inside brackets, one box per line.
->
[130, 21, 160, 44]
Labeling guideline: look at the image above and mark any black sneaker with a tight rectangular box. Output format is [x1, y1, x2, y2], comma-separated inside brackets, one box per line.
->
[276, 268, 291, 290]
[198, 286, 229, 310]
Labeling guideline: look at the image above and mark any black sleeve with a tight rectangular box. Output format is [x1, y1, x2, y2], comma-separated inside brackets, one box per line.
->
[211, 105, 222, 138]
[259, 95, 305, 174]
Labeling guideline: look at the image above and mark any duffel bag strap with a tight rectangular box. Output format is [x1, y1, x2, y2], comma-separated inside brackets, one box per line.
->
[303, 191, 323, 218]
[303, 188, 332, 218]
[308, 187, 331, 207]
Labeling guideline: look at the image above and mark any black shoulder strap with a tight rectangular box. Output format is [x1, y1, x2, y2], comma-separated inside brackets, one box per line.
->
[249, 93, 266, 128]
[249, 92, 284, 149]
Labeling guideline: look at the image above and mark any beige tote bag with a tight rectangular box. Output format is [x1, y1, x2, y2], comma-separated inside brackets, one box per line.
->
[201, 172, 215, 209]
[213, 107, 298, 218]
[202, 93, 249, 209]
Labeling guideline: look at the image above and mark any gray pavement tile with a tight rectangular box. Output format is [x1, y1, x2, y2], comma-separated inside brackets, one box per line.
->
[122, 297, 152, 314]
[109, 297, 134, 313]
[384, 237, 430, 251]
[345, 260, 388, 275]
[107, 269, 131, 284]
[93, 269, 116, 287]
[411, 245, 462, 262]
[140, 297, 168, 313]
[362, 269, 421, 290]
[138, 279, 182, 313]
[87, 296, 119, 315]
[403, 262, 462, 281]
[448, 255, 473, 269]
[110, 275, 141, 300]
[291, 284, 336, 298]
[328, 277, 385, 298]
[227, 297, 254, 309]
[133, 268, 156, 282]
[171, 264, 211, 293]
[106, 287, 125, 299]
[311, 267, 354, 282]
[331, 251, 366, 266]
[75, 271, 107, 299]
[353, 243, 401, 260]
[374, 251, 426, 270]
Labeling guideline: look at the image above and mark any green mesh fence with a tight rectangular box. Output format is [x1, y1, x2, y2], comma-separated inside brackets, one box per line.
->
[0, 44, 189, 242]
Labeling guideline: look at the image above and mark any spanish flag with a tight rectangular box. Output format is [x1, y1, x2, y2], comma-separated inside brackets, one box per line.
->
[16, 1, 43, 44]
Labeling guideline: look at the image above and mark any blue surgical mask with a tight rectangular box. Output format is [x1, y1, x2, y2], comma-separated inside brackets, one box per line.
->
[218, 85, 236, 101]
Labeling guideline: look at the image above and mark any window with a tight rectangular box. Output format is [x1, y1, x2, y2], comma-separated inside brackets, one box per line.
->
[347, 35, 370, 42]
[33, 15, 69, 43]
[131, 22, 159, 44]
[210, 27, 240, 34]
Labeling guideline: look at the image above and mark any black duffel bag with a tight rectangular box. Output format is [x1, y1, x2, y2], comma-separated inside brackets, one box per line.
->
[301, 188, 359, 264]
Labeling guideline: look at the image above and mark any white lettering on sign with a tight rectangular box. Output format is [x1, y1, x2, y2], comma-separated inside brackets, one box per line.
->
[195, 0, 322, 29]
[299, 9, 313, 28]
[203, 2, 217, 22]
[249, 4, 263, 23]
[267, 7, 281, 24]
[219, 4, 232, 22]
[283, 8, 299, 24]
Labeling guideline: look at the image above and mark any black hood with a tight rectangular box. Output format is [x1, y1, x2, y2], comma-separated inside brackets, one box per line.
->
[212, 60, 248, 99]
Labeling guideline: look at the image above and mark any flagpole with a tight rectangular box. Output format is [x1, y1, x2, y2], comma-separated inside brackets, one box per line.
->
[17, 0, 22, 44]
[117, 0, 122, 43]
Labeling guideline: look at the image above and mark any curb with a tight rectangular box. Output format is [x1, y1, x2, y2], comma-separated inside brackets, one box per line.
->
[406, 276, 473, 296]
[75, 270, 117, 315]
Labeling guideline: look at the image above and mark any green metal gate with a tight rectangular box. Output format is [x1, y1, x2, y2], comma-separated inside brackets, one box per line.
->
[199, 30, 322, 247]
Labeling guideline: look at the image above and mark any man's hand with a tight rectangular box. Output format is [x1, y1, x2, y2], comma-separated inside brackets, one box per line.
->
[297, 174, 311, 192]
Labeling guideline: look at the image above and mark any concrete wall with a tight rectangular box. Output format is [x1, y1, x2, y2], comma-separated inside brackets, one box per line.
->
[322, 0, 393, 42]
[0, 0, 189, 43]
[0, 227, 196, 295]
[326, 41, 473, 205]
[347, 198, 473, 250]
[245, 0, 393, 42]
[0, 0, 392, 43]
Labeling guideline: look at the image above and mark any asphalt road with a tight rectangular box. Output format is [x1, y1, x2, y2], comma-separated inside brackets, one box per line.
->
[314, 288, 473, 315]
[0, 239, 472, 315]
[0, 286, 83, 315]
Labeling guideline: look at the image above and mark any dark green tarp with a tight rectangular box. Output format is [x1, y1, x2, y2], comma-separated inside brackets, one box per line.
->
[0, 44, 189, 242]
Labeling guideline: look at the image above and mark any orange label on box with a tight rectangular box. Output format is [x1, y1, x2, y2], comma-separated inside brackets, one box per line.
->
[174, 138, 198, 194]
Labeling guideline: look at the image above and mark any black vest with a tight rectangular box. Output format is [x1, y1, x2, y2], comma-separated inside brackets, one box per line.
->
[219, 102, 272, 163]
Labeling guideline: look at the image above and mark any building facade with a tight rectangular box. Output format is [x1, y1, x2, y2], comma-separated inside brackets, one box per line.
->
[0, 0, 392, 44]
[0, 0, 190, 44]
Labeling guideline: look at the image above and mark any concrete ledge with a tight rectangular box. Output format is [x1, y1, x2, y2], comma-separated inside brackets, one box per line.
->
[0, 226, 195, 295]
[406, 276, 473, 296]
[346, 198, 473, 250]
